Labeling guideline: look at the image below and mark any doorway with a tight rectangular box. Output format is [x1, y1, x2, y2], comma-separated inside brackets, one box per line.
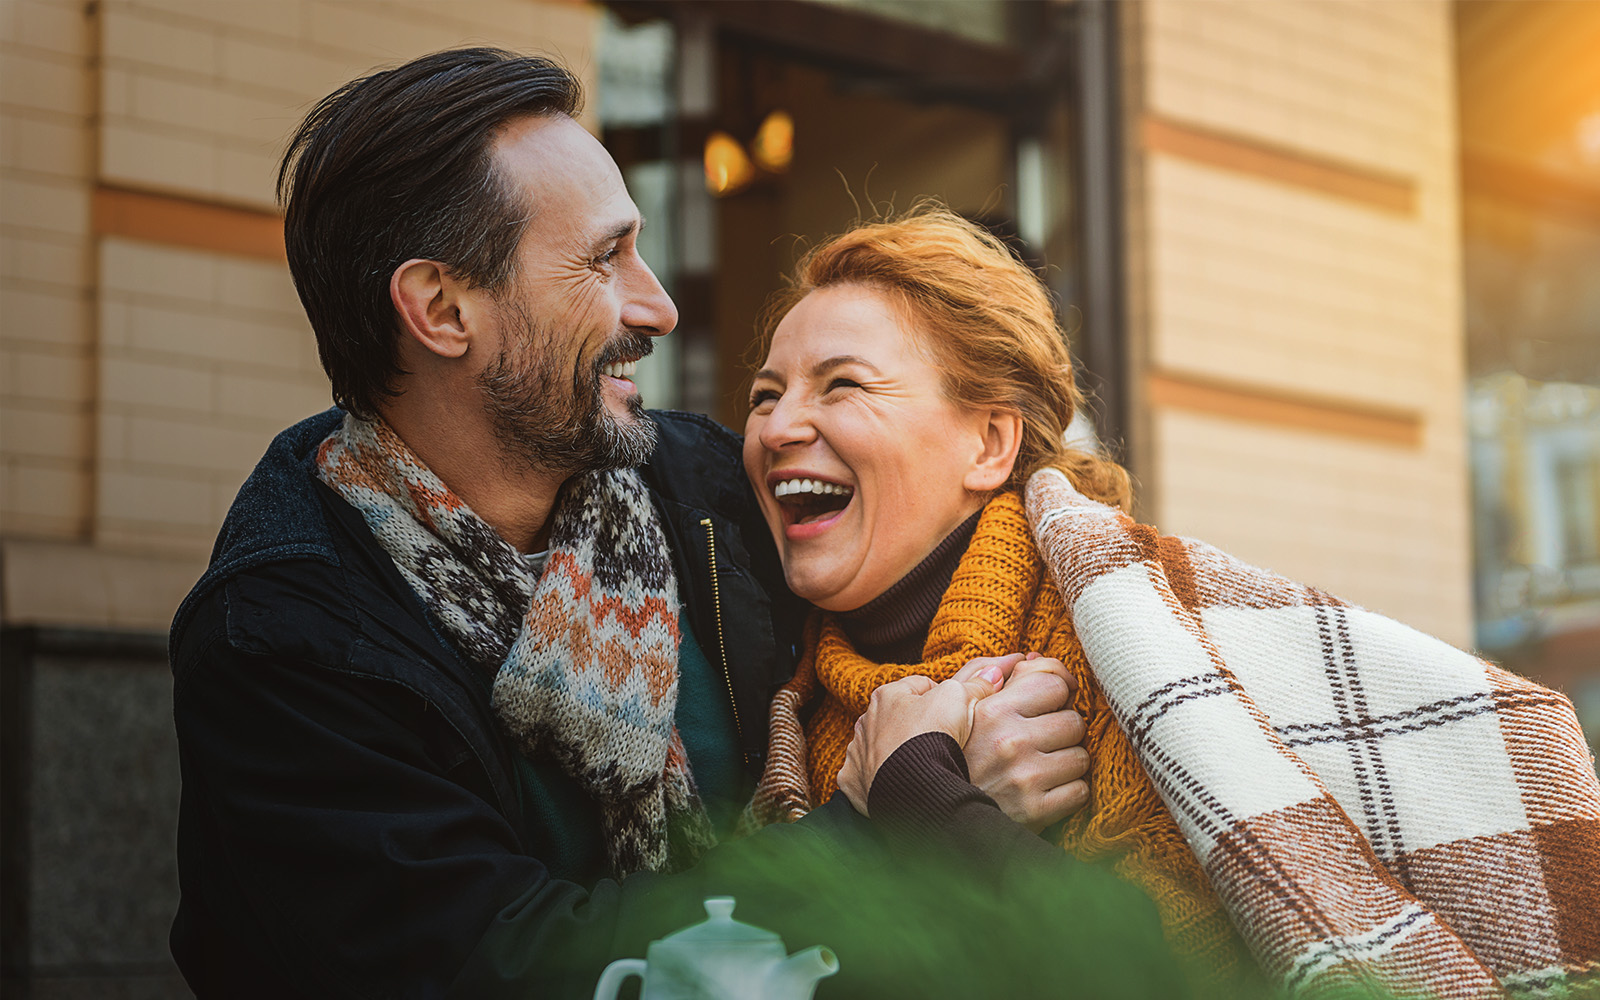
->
[602, 0, 1098, 430]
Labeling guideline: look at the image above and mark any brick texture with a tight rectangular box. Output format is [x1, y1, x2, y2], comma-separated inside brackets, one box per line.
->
[1, 0, 96, 541]
[3, 0, 601, 620]
[1152, 409, 1471, 643]
[1132, 0, 1471, 644]
[98, 0, 601, 209]
[95, 237, 327, 552]
[80, 0, 600, 560]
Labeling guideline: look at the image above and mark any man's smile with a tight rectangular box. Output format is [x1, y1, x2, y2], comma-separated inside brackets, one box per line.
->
[596, 334, 653, 388]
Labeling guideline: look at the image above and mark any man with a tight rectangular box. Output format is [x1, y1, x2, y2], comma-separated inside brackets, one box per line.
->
[169, 49, 1164, 999]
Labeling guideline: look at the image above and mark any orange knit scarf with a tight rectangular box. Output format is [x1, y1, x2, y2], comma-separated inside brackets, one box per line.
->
[752, 492, 1249, 981]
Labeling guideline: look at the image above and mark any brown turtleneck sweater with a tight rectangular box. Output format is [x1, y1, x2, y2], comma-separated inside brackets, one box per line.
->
[838, 510, 982, 663]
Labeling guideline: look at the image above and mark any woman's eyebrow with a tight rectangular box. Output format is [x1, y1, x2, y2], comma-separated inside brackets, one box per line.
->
[753, 355, 881, 384]
[811, 355, 881, 377]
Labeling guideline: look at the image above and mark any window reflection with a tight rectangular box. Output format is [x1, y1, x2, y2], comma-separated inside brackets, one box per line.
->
[1459, 1, 1600, 749]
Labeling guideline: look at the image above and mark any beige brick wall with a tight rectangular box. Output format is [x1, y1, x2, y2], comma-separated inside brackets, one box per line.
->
[96, 237, 326, 552]
[1130, 0, 1472, 644]
[99, 0, 601, 209]
[1, 0, 97, 541]
[2, 0, 602, 626]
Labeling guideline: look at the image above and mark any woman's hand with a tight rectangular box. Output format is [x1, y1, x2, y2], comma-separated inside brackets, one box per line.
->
[836, 656, 1015, 816]
[965, 653, 1090, 833]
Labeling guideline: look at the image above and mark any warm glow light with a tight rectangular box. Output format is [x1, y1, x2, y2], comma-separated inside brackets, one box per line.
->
[1580, 111, 1600, 166]
[704, 131, 755, 195]
[751, 110, 794, 173]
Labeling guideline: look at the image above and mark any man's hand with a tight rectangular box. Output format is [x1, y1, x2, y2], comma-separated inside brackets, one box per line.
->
[836, 657, 1015, 816]
[964, 652, 1090, 833]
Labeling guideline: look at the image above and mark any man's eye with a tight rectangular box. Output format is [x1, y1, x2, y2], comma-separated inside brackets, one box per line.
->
[594, 248, 619, 268]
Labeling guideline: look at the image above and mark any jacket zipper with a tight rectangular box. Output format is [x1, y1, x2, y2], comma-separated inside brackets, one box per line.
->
[699, 517, 746, 763]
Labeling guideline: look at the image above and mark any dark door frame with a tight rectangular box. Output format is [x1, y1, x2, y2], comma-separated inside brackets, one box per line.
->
[604, 0, 1129, 452]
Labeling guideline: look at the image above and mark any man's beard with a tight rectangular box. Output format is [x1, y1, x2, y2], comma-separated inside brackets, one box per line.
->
[477, 300, 658, 476]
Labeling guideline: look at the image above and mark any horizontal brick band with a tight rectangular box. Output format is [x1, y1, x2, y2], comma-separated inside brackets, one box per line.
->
[1141, 115, 1418, 216]
[1147, 371, 1424, 448]
[92, 185, 284, 261]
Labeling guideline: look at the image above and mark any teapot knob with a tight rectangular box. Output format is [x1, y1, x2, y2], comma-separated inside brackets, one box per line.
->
[704, 896, 736, 921]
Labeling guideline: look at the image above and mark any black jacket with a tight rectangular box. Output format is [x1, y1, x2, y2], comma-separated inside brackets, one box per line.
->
[169, 409, 1182, 1000]
[169, 408, 828, 995]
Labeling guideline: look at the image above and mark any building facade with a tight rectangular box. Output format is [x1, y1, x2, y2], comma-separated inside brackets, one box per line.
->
[2, 0, 1595, 995]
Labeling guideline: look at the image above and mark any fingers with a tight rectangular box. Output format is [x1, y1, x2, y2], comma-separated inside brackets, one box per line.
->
[978, 671, 1074, 721]
[1029, 777, 1091, 831]
[881, 674, 937, 697]
[1012, 654, 1075, 694]
[965, 742, 1092, 832]
[845, 667, 1008, 813]
[1039, 743, 1090, 785]
[934, 670, 1005, 744]
[838, 734, 870, 816]
[957, 651, 1076, 700]
[952, 653, 1023, 689]
[967, 710, 1085, 779]
[1034, 708, 1087, 753]
[958, 664, 1007, 699]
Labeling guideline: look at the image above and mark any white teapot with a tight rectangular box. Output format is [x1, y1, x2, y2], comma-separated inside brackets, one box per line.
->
[593, 896, 838, 1000]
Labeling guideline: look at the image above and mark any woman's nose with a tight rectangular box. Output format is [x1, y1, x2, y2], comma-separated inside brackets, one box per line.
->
[757, 395, 816, 450]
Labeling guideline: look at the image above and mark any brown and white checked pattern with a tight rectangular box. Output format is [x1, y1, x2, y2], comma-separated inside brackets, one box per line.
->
[1027, 468, 1600, 998]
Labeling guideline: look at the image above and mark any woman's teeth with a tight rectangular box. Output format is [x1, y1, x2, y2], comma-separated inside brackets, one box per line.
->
[602, 359, 638, 379]
[773, 478, 851, 498]
[774, 477, 853, 527]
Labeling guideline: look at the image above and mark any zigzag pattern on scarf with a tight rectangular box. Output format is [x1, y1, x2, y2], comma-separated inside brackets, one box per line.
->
[317, 413, 713, 876]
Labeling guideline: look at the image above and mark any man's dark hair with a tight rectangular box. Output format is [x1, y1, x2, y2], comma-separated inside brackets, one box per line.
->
[277, 48, 582, 418]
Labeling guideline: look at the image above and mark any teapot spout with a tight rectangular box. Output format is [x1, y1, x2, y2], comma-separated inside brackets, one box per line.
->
[766, 946, 839, 1000]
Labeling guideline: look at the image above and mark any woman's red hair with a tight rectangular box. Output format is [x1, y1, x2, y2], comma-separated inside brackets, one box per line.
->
[757, 204, 1132, 511]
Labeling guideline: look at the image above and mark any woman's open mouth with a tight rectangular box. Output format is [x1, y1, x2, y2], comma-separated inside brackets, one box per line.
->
[771, 476, 855, 533]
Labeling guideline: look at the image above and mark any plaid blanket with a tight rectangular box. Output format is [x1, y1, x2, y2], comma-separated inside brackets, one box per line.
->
[1026, 468, 1600, 999]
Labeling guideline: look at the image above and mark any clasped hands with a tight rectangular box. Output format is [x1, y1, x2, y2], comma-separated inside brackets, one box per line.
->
[837, 653, 1090, 833]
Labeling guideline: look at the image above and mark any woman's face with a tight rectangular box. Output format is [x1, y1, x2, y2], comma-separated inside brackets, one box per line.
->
[743, 284, 997, 612]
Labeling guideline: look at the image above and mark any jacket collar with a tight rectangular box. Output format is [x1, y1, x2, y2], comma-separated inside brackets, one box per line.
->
[171, 408, 345, 646]
[172, 408, 764, 645]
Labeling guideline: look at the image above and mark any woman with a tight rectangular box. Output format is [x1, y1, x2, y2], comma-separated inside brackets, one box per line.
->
[741, 207, 1600, 996]
[740, 206, 1247, 983]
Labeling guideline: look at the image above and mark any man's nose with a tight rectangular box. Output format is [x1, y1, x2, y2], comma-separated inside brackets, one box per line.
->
[622, 256, 678, 337]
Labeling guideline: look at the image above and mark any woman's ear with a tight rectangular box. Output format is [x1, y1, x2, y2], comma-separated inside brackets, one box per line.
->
[963, 409, 1023, 493]
[391, 258, 473, 360]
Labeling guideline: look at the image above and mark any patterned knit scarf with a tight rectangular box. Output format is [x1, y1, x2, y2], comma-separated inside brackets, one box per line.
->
[748, 492, 1252, 984]
[316, 413, 713, 877]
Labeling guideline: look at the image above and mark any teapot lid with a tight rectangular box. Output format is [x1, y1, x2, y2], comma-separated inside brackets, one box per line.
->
[658, 897, 781, 947]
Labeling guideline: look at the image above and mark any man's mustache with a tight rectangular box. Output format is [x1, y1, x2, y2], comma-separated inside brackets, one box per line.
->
[594, 332, 655, 370]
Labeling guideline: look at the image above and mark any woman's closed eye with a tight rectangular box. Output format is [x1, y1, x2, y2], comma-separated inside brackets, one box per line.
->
[749, 376, 858, 410]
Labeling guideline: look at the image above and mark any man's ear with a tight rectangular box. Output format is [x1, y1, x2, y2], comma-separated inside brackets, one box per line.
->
[391, 258, 474, 360]
[963, 409, 1023, 493]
